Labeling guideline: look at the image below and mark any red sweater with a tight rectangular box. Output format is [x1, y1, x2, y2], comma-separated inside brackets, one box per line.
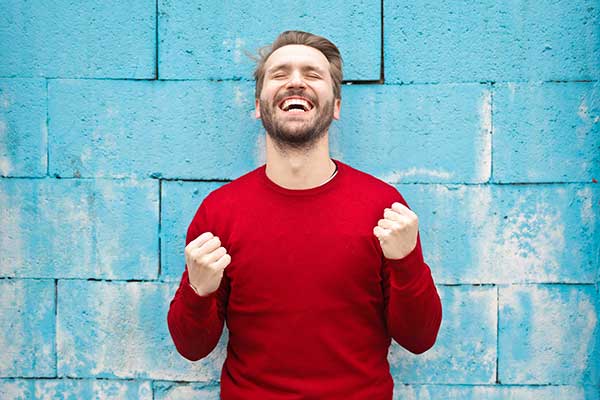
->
[167, 159, 442, 400]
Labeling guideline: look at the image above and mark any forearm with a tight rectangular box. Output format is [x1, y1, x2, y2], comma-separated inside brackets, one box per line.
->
[383, 241, 443, 354]
[167, 269, 225, 361]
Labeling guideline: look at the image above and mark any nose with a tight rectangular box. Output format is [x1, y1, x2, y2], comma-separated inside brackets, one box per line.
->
[286, 70, 306, 89]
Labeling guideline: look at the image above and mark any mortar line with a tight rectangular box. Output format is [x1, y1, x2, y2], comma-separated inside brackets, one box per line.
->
[1, 175, 597, 186]
[380, 0, 385, 83]
[5, 76, 598, 85]
[46, 78, 49, 177]
[496, 284, 500, 384]
[157, 179, 162, 279]
[154, 0, 159, 79]
[490, 82, 495, 183]
[54, 278, 58, 378]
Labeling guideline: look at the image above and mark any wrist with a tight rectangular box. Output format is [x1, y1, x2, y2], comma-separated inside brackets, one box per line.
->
[188, 281, 202, 295]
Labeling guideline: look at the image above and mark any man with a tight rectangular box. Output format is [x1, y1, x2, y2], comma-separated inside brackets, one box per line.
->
[167, 30, 442, 400]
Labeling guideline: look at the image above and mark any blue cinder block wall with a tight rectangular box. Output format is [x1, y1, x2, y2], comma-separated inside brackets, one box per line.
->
[1, 1, 599, 399]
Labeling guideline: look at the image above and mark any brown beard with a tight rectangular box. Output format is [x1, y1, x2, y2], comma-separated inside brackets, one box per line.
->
[259, 91, 335, 151]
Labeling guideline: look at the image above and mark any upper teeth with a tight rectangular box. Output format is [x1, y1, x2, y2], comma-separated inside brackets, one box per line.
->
[281, 98, 311, 111]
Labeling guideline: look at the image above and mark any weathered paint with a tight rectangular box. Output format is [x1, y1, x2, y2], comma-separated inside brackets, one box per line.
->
[0, 1, 598, 397]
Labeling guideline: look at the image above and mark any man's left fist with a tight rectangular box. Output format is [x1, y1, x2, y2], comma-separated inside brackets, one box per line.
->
[373, 201, 419, 260]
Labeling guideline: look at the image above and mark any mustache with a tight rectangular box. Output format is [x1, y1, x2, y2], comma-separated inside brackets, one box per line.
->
[274, 89, 317, 106]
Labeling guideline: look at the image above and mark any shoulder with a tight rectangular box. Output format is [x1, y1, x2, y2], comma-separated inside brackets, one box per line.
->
[340, 160, 406, 202]
[201, 164, 263, 209]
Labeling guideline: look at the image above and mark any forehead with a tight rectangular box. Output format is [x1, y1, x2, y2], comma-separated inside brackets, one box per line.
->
[264, 44, 330, 72]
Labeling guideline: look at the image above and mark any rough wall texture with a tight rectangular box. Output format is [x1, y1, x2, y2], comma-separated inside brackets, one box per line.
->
[1, 1, 599, 399]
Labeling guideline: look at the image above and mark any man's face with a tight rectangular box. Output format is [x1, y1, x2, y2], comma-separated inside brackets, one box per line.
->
[255, 44, 341, 150]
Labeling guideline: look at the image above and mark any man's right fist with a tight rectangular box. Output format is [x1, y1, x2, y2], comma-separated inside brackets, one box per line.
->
[184, 231, 232, 296]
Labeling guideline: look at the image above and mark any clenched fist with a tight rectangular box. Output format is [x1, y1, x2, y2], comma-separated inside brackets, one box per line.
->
[184, 231, 232, 296]
[373, 201, 419, 260]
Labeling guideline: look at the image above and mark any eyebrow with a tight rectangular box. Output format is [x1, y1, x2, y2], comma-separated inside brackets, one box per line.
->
[266, 63, 327, 75]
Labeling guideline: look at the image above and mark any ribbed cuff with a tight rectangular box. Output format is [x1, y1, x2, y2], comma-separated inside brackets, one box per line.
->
[383, 243, 426, 282]
[182, 280, 217, 315]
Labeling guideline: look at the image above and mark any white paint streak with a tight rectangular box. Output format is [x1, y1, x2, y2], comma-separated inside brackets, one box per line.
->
[380, 167, 453, 182]
[40, 119, 48, 172]
[0, 119, 11, 175]
[507, 82, 517, 98]
[234, 38, 245, 64]
[254, 132, 266, 166]
[576, 96, 592, 144]
[222, 38, 247, 64]
[80, 147, 92, 164]
[233, 85, 245, 106]
[0, 281, 25, 373]
[477, 90, 492, 182]
[0, 187, 24, 273]
[0, 91, 10, 108]
[0, 158, 10, 176]
[0, 119, 7, 136]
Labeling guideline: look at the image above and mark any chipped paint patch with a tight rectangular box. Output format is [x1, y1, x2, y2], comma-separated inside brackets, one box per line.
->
[388, 286, 496, 383]
[0, 380, 29, 399]
[472, 187, 567, 283]
[576, 187, 595, 227]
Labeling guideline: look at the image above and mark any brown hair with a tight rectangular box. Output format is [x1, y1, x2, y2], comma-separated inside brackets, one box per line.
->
[252, 30, 343, 100]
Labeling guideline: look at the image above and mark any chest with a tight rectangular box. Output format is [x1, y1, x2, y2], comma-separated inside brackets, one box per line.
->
[221, 200, 384, 311]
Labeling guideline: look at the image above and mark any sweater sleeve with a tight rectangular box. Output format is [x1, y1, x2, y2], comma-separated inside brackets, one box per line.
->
[381, 195, 443, 355]
[167, 199, 230, 361]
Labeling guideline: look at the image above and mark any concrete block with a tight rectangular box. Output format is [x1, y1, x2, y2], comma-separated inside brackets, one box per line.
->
[493, 82, 599, 183]
[0, 0, 155, 78]
[499, 284, 599, 384]
[393, 384, 600, 400]
[0, 378, 152, 399]
[388, 285, 497, 384]
[153, 381, 220, 400]
[332, 84, 492, 183]
[0, 79, 47, 177]
[396, 184, 599, 284]
[159, 0, 380, 80]
[161, 181, 226, 281]
[384, 1, 599, 83]
[0, 178, 158, 279]
[57, 280, 227, 380]
[0, 279, 55, 377]
[48, 79, 260, 179]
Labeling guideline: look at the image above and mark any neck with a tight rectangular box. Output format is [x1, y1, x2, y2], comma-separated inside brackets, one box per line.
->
[264, 132, 336, 190]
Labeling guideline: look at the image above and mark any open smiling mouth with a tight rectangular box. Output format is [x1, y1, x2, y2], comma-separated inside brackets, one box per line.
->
[278, 97, 315, 114]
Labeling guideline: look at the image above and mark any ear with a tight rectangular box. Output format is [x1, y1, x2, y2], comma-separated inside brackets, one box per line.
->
[255, 98, 261, 119]
[332, 98, 341, 120]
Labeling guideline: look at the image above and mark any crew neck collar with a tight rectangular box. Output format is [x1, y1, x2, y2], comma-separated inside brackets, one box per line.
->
[260, 158, 344, 197]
